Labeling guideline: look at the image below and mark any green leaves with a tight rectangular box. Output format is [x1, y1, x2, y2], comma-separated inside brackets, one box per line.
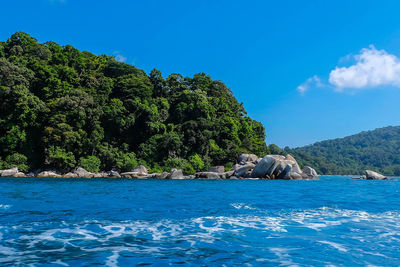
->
[0, 32, 268, 173]
[79, 156, 101, 173]
[46, 146, 76, 173]
[4, 153, 28, 172]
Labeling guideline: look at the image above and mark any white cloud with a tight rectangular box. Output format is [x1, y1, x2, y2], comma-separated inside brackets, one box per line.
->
[329, 45, 400, 91]
[113, 52, 127, 63]
[297, 75, 322, 95]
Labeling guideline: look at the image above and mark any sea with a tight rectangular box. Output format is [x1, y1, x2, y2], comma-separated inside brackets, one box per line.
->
[0, 176, 399, 266]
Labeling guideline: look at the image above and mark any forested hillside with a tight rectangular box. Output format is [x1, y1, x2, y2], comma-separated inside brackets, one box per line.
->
[0, 32, 268, 173]
[287, 126, 400, 176]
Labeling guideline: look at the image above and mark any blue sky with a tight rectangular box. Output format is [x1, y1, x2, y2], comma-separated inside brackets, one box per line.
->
[2, 0, 400, 147]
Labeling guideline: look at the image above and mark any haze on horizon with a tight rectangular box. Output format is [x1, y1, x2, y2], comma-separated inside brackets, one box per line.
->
[2, 0, 400, 148]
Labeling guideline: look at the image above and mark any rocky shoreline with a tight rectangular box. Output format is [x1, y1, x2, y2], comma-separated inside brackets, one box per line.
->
[0, 153, 391, 181]
[0, 154, 320, 180]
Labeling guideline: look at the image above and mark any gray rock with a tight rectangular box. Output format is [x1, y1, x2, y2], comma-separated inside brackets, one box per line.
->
[290, 172, 303, 180]
[108, 170, 121, 178]
[251, 155, 284, 178]
[208, 166, 225, 173]
[195, 172, 221, 179]
[221, 170, 235, 179]
[365, 170, 387, 180]
[133, 165, 148, 175]
[13, 172, 26, 177]
[303, 166, 319, 179]
[1, 167, 19, 177]
[232, 164, 242, 171]
[235, 163, 256, 177]
[151, 172, 169, 179]
[250, 154, 315, 180]
[238, 154, 259, 164]
[120, 172, 148, 179]
[285, 154, 302, 174]
[74, 167, 94, 178]
[167, 169, 184, 179]
[63, 172, 78, 178]
[37, 171, 61, 178]
[93, 172, 107, 178]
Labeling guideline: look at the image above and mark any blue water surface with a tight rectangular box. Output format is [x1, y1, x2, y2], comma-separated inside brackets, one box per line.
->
[0, 176, 399, 266]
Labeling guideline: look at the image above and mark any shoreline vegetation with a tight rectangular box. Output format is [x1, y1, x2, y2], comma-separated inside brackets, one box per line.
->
[0, 153, 320, 180]
[0, 32, 271, 175]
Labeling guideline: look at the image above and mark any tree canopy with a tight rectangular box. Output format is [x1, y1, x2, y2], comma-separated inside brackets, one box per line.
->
[286, 126, 400, 176]
[0, 32, 269, 173]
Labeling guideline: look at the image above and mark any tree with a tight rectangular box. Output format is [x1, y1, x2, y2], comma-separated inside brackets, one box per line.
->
[0, 32, 269, 173]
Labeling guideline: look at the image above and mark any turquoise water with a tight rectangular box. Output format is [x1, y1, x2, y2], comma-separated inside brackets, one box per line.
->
[0, 176, 399, 266]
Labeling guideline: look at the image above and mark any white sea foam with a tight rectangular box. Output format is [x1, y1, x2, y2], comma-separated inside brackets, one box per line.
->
[105, 251, 119, 267]
[0, 204, 11, 210]
[230, 203, 256, 210]
[1, 207, 400, 265]
[319, 241, 348, 252]
[269, 247, 300, 266]
[51, 260, 69, 266]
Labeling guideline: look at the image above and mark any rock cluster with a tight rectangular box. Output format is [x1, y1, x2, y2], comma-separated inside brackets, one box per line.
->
[0, 154, 319, 180]
[364, 170, 387, 180]
[193, 154, 319, 180]
[240, 154, 317, 179]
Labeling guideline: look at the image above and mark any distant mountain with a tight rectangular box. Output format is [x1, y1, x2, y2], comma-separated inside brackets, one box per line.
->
[286, 126, 400, 176]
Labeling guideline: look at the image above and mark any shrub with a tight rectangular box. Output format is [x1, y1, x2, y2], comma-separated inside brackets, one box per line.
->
[149, 163, 163, 174]
[47, 146, 76, 172]
[189, 153, 205, 171]
[116, 152, 137, 172]
[79, 156, 101, 173]
[163, 157, 195, 174]
[5, 153, 29, 172]
[224, 162, 234, 171]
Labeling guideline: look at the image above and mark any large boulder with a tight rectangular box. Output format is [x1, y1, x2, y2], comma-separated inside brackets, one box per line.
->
[93, 172, 108, 178]
[235, 163, 256, 177]
[108, 170, 121, 178]
[250, 154, 316, 180]
[221, 170, 235, 179]
[151, 172, 169, 179]
[303, 166, 318, 179]
[1, 167, 19, 177]
[37, 171, 61, 178]
[167, 169, 184, 179]
[13, 172, 26, 177]
[74, 167, 94, 178]
[63, 172, 78, 178]
[365, 170, 387, 180]
[285, 154, 302, 173]
[274, 159, 295, 179]
[251, 155, 285, 178]
[208, 166, 225, 173]
[133, 165, 148, 175]
[238, 154, 259, 164]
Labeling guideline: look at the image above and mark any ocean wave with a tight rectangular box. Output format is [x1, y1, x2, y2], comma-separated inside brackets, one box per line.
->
[1, 208, 400, 265]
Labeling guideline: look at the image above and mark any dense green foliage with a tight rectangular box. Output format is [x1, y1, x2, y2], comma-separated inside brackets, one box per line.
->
[287, 126, 400, 176]
[0, 32, 268, 172]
